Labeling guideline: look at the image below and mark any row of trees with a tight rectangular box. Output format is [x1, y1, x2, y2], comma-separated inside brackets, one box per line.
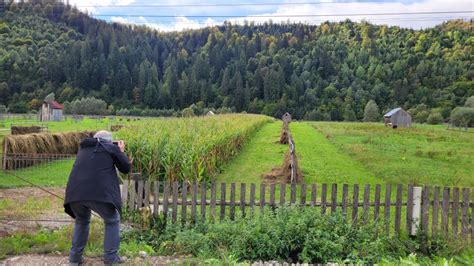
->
[0, 0, 472, 120]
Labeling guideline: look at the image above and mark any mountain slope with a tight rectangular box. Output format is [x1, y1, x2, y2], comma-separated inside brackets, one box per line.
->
[0, 1, 472, 119]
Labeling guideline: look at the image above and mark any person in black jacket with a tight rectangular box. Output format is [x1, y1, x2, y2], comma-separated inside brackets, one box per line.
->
[64, 130, 131, 265]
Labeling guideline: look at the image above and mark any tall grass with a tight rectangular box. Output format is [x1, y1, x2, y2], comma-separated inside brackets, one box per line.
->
[116, 114, 272, 183]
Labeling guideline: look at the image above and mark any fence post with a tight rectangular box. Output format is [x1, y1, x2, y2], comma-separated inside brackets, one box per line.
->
[411, 186, 422, 235]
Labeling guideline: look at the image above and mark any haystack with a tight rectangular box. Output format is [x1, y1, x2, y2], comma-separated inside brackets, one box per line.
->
[2, 131, 95, 170]
[279, 123, 289, 144]
[11, 126, 42, 135]
[111, 125, 124, 132]
[3, 131, 95, 155]
[263, 151, 303, 184]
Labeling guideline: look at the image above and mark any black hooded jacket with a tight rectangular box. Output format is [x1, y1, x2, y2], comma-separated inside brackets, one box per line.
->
[64, 138, 131, 218]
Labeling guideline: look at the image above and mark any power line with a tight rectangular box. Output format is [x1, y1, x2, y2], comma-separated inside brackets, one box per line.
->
[92, 10, 472, 18]
[71, 1, 412, 8]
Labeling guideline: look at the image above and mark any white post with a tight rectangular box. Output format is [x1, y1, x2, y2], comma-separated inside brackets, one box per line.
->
[411, 186, 422, 235]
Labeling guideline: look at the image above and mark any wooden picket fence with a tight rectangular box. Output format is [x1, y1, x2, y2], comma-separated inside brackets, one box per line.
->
[121, 179, 474, 242]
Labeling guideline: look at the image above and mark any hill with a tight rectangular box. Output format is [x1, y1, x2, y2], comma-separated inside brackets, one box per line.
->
[0, 1, 472, 119]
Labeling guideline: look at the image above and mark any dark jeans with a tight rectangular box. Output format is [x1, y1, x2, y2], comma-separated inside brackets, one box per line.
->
[69, 201, 121, 263]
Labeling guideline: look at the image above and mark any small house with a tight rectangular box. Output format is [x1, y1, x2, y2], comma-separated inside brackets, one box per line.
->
[206, 111, 216, 116]
[40, 100, 63, 122]
[282, 112, 292, 123]
[384, 107, 411, 128]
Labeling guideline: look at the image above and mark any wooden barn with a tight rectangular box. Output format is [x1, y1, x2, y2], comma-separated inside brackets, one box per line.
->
[384, 107, 412, 128]
[40, 100, 63, 122]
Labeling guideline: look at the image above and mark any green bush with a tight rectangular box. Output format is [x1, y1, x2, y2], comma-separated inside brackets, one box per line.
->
[427, 111, 444, 124]
[450, 107, 474, 128]
[122, 205, 469, 264]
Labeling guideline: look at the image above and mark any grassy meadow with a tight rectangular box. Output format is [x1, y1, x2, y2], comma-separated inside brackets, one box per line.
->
[312, 122, 474, 187]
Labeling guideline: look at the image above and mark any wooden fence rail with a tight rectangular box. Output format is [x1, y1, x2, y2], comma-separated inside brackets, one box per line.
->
[122, 180, 474, 242]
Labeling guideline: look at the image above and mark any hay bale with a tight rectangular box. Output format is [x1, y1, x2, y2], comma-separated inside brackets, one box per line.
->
[111, 125, 124, 132]
[11, 126, 42, 135]
[3, 131, 95, 155]
[2, 131, 95, 170]
[263, 151, 303, 184]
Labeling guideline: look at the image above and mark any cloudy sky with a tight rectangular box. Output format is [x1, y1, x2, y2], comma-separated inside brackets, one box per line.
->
[69, 0, 473, 32]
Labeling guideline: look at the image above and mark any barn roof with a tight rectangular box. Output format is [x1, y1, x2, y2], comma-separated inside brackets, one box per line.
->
[45, 100, 64, 109]
[384, 107, 402, 117]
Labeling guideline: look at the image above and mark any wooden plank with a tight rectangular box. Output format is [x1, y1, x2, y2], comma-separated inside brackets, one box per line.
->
[144, 180, 151, 208]
[406, 185, 414, 233]
[240, 183, 246, 217]
[290, 183, 296, 204]
[363, 184, 370, 221]
[260, 183, 266, 211]
[471, 194, 474, 244]
[301, 183, 307, 205]
[121, 180, 129, 207]
[181, 182, 188, 224]
[153, 181, 160, 216]
[441, 187, 450, 234]
[461, 188, 470, 237]
[331, 184, 337, 213]
[321, 184, 327, 214]
[201, 182, 207, 221]
[230, 183, 236, 220]
[280, 183, 286, 206]
[421, 186, 430, 232]
[220, 183, 226, 221]
[352, 184, 359, 224]
[270, 183, 276, 208]
[452, 187, 460, 235]
[432, 186, 440, 235]
[250, 183, 256, 215]
[191, 182, 197, 223]
[210, 183, 217, 221]
[395, 184, 402, 234]
[172, 181, 178, 223]
[342, 184, 348, 217]
[163, 182, 169, 220]
[137, 180, 144, 209]
[129, 180, 136, 211]
[384, 184, 392, 234]
[374, 184, 381, 222]
[310, 184, 317, 207]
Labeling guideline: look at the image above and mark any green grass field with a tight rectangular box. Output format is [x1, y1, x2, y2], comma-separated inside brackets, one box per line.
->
[312, 122, 474, 187]
[1, 116, 473, 189]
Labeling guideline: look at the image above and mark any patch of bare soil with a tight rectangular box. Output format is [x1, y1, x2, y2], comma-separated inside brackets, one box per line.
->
[0, 187, 69, 237]
[1, 255, 185, 265]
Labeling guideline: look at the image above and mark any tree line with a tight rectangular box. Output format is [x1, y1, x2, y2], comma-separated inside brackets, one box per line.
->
[0, 0, 472, 121]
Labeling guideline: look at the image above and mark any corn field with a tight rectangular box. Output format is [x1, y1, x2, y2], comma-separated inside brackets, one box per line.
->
[115, 114, 272, 183]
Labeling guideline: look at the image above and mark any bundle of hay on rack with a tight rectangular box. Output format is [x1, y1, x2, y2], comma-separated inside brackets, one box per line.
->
[11, 126, 42, 135]
[111, 125, 124, 132]
[3, 131, 95, 154]
[2, 131, 95, 170]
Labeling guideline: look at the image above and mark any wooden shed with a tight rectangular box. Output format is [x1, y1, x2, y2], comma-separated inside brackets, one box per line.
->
[384, 107, 411, 128]
[40, 100, 63, 122]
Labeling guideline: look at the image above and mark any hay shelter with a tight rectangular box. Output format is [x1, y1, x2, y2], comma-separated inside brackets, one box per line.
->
[384, 107, 412, 128]
[40, 100, 63, 122]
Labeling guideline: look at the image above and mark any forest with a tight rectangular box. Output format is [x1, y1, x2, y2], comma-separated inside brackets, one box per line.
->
[0, 0, 472, 120]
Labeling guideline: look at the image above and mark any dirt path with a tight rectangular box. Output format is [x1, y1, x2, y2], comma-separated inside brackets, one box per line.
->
[0, 255, 185, 265]
[0, 187, 69, 237]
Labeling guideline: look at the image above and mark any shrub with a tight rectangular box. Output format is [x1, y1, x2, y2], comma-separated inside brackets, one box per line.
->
[65, 97, 108, 115]
[138, 205, 469, 264]
[427, 111, 444, 124]
[363, 100, 380, 122]
[450, 107, 474, 128]
[464, 96, 474, 107]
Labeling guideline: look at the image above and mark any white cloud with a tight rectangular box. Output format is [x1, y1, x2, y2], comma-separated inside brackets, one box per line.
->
[231, 0, 473, 29]
[93, 0, 472, 30]
[111, 16, 220, 32]
[69, 0, 136, 14]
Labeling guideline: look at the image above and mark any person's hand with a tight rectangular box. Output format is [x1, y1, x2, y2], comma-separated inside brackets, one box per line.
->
[117, 140, 125, 152]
